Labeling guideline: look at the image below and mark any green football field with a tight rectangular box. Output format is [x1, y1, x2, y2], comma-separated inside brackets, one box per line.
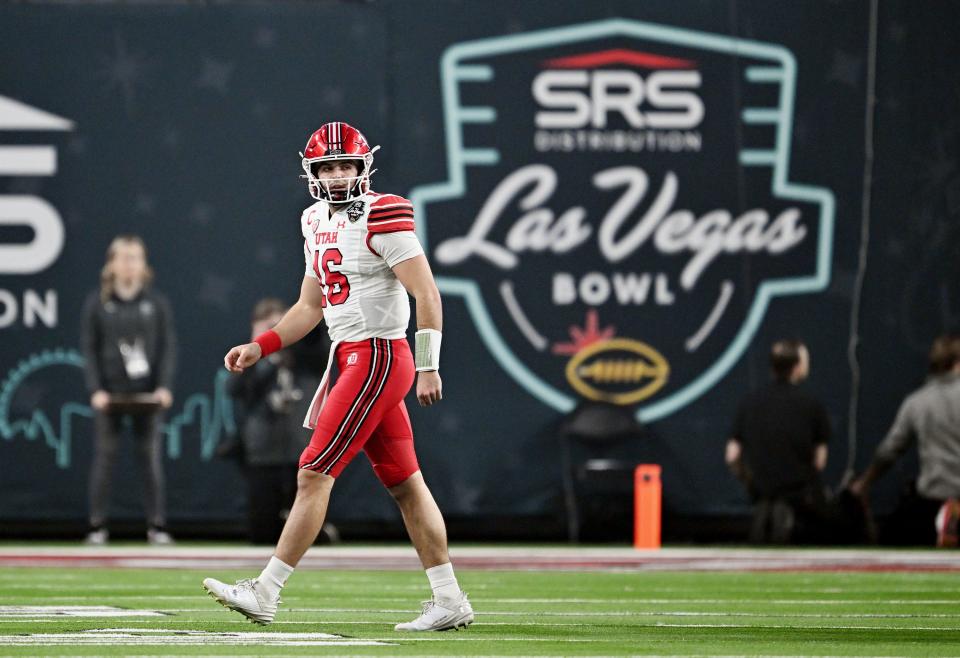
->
[1, 558, 960, 656]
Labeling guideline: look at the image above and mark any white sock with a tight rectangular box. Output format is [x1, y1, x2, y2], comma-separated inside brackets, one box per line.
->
[425, 562, 461, 601]
[257, 556, 294, 599]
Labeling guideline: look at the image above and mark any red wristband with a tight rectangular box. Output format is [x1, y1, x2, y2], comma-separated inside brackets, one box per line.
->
[253, 329, 282, 357]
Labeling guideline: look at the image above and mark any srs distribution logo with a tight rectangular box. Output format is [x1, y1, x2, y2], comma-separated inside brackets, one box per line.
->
[411, 19, 835, 422]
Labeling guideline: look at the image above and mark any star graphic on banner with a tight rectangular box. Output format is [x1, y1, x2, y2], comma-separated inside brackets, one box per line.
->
[887, 22, 906, 43]
[505, 18, 526, 34]
[6, 178, 42, 195]
[135, 194, 156, 215]
[11, 381, 43, 411]
[412, 116, 431, 140]
[196, 273, 236, 310]
[827, 267, 857, 299]
[189, 202, 214, 226]
[449, 479, 482, 510]
[67, 136, 88, 156]
[196, 57, 234, 94]
[792, 117, 809, 145]
[946, 174, 960, 217]
[252, 101, 270, 119]
[255, 244, 276, 265]
[349, 23, 369, 39]
[321, 87, 344, 107]
[96, 32, 152, 112]
[885, 237, 905, 259]
[65, 207, 85, 227]
[163, 128, 181, 150]
[915, 126, 958, 191]
[826, 51, 862, 88]
[911, 205, 936, 236]
[439, 412, 462, 434]
[254, 27, 276, 48]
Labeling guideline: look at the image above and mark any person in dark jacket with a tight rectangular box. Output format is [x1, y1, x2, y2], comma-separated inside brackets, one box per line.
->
[725, 339, 832, 543]
[80, 235, 176, 545]
[227, 298, 329, 544]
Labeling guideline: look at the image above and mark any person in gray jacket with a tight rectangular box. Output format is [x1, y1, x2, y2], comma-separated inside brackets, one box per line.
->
[851, 334, 960, 546]
[80, 235, 176, 545]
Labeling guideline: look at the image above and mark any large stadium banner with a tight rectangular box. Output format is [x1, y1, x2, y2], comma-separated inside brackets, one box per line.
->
[413, 19, 835, 423]
[5, 1, 953, 528]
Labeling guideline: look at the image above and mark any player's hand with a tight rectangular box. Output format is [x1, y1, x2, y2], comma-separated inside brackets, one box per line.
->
[153, 387, 174, 409]
[90, 390, 111, 411]
[416, 371, 442, 407]
[224, 342, 263, 373]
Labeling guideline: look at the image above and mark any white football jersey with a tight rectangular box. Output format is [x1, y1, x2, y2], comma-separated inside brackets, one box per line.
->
[301, 191, 421, 344]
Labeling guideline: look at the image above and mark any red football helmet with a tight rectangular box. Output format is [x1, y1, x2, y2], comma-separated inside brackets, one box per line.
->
[300, 122, 379, 203]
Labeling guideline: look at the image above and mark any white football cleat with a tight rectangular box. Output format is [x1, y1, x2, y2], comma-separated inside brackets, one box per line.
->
[394, 592, 474, 631]
[147, 528, 174, 546]
[202, 577, 278, 625]
[84, 528, 108, 546]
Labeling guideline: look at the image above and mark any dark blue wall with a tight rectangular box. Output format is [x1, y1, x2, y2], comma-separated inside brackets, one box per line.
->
[0, 1, 956, 531]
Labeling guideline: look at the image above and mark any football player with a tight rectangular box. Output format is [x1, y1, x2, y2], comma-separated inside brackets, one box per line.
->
[202, 122, 473, 631]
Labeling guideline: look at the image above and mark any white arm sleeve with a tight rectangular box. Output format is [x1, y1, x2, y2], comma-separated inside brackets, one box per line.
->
[370, 231, 424, 268]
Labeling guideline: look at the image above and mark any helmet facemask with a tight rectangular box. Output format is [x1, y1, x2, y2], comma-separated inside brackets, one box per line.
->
[301, 150, 378, 204]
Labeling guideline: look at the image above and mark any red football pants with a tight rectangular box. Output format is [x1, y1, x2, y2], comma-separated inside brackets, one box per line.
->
[299, 338, 419, 487]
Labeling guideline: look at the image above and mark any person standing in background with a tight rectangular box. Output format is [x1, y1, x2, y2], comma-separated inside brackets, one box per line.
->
[725, 339, 832, 543]
[850, 334, 960, 547]
[227, 297, 331, 544]
[80, 235, 177, 545]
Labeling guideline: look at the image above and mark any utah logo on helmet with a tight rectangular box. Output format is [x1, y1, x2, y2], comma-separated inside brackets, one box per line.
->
[300, 122, 380, 202]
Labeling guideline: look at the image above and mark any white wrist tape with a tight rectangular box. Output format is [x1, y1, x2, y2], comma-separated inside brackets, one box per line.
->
[414, 329, 442, 372]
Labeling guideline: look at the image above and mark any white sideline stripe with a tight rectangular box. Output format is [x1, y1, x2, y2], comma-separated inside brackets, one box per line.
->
[1, 626, 955, 648]
[0, 629, 393, 647]
[2, 546, 959, 573]
[0, 638, 391, 647]
[101, 609, 960, 625]
[0, 605, 165, 617]
[4, 545, 959, 562]
[9, 596, 223, 601]
[3, 582, 952, 596]
[28, 596, 960, 605]
[474, 596, 960, 605]
[652, 623, 960, 631]
[5, 632, 952, 644]
[165, 602, 960, 614]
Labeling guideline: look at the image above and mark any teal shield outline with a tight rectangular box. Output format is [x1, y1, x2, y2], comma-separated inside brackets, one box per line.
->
[410, 18, 835, 422]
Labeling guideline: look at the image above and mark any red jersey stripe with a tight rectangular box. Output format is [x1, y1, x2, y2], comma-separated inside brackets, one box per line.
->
[369, 209, 413, 218]
[369, 212, 415, 222]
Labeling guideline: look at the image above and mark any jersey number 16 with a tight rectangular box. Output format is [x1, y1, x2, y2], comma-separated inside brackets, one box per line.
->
[313, 248, 350, 307]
